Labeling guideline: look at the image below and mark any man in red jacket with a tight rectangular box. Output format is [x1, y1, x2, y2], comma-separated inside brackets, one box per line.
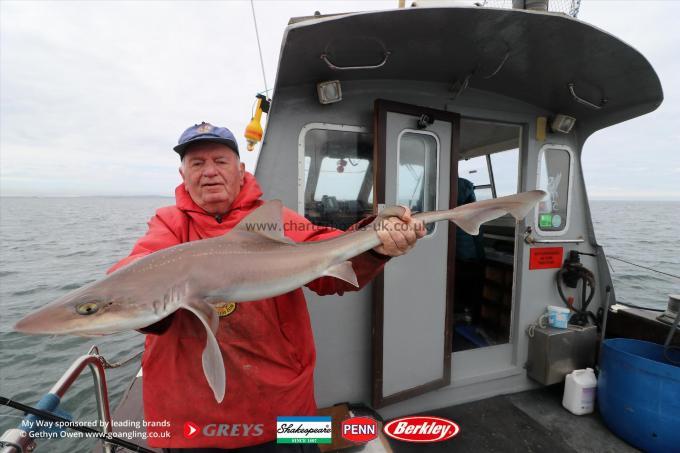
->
[109, 122, 425, 453]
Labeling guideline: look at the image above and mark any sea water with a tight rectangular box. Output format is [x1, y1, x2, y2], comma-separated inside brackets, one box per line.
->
[0, 197, 678, 452]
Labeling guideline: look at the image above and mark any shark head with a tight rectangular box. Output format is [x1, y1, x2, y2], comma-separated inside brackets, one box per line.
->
[14, 279, 162, 336]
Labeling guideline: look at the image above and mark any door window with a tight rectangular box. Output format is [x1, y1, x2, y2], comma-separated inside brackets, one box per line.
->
[397, 130, 438, 234]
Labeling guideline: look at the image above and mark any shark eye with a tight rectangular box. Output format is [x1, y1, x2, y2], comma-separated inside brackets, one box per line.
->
[76, 302, 99, 315]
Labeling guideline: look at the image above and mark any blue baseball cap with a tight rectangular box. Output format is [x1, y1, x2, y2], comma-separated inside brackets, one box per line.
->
[173, 122, 239, 158]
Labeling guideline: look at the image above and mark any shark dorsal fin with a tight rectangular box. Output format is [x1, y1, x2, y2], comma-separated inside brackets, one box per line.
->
[230, 200, 294, 244]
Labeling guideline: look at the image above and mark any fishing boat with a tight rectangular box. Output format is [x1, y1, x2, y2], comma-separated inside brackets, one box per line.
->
[2, 1, 678, 452]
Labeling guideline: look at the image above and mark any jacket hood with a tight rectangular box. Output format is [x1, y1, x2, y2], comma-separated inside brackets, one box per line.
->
[174, 171, 264, 218]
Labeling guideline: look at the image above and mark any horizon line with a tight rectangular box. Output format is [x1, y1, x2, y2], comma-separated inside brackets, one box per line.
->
[1, 195, 679, 202]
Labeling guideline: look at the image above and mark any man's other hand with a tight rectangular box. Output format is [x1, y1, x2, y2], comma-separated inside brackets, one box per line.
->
[372, 207, 426, 257]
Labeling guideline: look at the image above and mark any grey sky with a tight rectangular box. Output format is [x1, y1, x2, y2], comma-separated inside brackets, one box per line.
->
[1, 0, 678, 199]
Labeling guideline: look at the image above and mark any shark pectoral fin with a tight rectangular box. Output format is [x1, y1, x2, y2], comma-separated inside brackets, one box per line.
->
[323, 261, 359, 288]
[182, 299, 226, 403]
[229, 199, 296, 245]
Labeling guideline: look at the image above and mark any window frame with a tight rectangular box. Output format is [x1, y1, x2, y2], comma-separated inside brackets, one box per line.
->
[396, 128, 440, 236]
[297, 122, 371, 215]
[534, 143, 575, 236]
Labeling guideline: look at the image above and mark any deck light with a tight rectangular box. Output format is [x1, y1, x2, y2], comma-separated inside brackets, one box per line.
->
[551, 114, 576, 134]
[317, 80, 342, 104]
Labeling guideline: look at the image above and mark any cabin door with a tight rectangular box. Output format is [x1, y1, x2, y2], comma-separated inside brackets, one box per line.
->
[372, 100, 459, 407]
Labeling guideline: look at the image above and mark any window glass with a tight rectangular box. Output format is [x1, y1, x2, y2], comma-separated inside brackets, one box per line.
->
[458, 156, 489, 187]
[303, 156, 311, 188]
[490, 148, 519, 196]
[398, 131, 438, 234]
[304, 128, 373, 230]
[473, 187, 493, 201]
[537, 148, 571, 232]
[314, 157, 369, 201]
[458, 156, 491, 200]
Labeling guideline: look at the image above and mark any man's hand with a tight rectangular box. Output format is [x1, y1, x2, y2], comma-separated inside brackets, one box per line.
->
[372, 207, 427, 257]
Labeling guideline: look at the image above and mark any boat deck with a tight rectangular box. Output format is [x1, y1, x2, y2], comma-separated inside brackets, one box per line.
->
[93, 375, 637, 453]
[384, 384, 637, 453]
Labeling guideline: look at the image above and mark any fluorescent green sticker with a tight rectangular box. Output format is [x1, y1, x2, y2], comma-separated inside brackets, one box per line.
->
[539, 214, 553, 228]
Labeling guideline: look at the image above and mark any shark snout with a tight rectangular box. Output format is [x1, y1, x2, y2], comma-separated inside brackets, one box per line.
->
[14, 301, 96, 335]
[14, 310, 55, 334]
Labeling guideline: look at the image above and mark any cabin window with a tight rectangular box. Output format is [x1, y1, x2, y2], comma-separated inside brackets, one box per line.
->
[536, 145, 573, 233]
[458, 156, 492, 201]
[397, 130, 438, 235]
[491, 149, 519, 197]
[302, 126, 373, 230]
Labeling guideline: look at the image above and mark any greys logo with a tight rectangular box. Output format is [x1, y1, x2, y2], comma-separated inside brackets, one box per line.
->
[204, 424, 264, 437]
[184, 422, 264, 438]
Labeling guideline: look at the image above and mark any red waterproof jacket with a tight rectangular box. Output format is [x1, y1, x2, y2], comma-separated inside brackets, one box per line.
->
[108, 172, 388, 448]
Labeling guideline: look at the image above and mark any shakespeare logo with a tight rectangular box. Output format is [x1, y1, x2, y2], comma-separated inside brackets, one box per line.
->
[276, 416, 332, 444]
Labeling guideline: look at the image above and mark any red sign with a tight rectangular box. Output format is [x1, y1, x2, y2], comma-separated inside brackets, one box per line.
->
[184, 421, 200, 439]
[529, 247, 564, 270]
[341, 416, 378, 443]
[383, 416, 459, 443]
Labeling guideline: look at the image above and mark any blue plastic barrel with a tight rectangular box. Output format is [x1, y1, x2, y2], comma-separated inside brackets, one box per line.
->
[598, 338, 680, 453]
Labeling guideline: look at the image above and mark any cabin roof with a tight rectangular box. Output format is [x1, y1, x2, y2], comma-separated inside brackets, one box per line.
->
[274, 7, 663, 135]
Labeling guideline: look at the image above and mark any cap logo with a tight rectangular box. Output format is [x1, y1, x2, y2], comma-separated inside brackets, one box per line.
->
[197, 123, 213, 133]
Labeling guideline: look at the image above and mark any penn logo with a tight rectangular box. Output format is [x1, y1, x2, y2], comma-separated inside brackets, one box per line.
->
[184, 421, 200, 439]
[383, 416, 459, 443]
[341, 416, 378, 443]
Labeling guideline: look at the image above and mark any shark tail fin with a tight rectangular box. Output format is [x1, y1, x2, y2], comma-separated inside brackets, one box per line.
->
[449, 190, 546, 235]
[409, 190, 546, 236]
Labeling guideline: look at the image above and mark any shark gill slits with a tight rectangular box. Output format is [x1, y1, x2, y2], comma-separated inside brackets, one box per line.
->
[76, 302, 99, 315]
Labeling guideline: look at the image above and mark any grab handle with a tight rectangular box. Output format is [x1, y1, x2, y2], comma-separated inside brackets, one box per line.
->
[320, 51, 391, 70]
[568, 83, 608, 110]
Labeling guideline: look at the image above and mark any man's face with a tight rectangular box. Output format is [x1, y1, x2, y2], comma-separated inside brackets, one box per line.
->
[179, 142, 245, 215]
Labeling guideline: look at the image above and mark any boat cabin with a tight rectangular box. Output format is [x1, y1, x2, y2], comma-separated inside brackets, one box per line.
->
[253, 4, 663, 418]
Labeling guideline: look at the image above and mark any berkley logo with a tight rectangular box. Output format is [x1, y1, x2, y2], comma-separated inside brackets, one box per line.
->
[341, 416, 378, 443]
[383, 416, 459, 443]
[184, 421, 200, 439]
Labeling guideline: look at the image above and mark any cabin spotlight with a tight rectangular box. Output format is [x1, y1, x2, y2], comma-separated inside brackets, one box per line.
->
[317, 80, 342, 104]
[551, 114, 576, 134]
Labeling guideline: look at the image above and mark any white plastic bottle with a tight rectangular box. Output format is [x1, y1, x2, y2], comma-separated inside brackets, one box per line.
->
[562, 368, 597, 415]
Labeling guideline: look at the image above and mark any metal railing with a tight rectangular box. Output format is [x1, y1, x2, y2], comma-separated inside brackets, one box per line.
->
[0, 347, 114, 453]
